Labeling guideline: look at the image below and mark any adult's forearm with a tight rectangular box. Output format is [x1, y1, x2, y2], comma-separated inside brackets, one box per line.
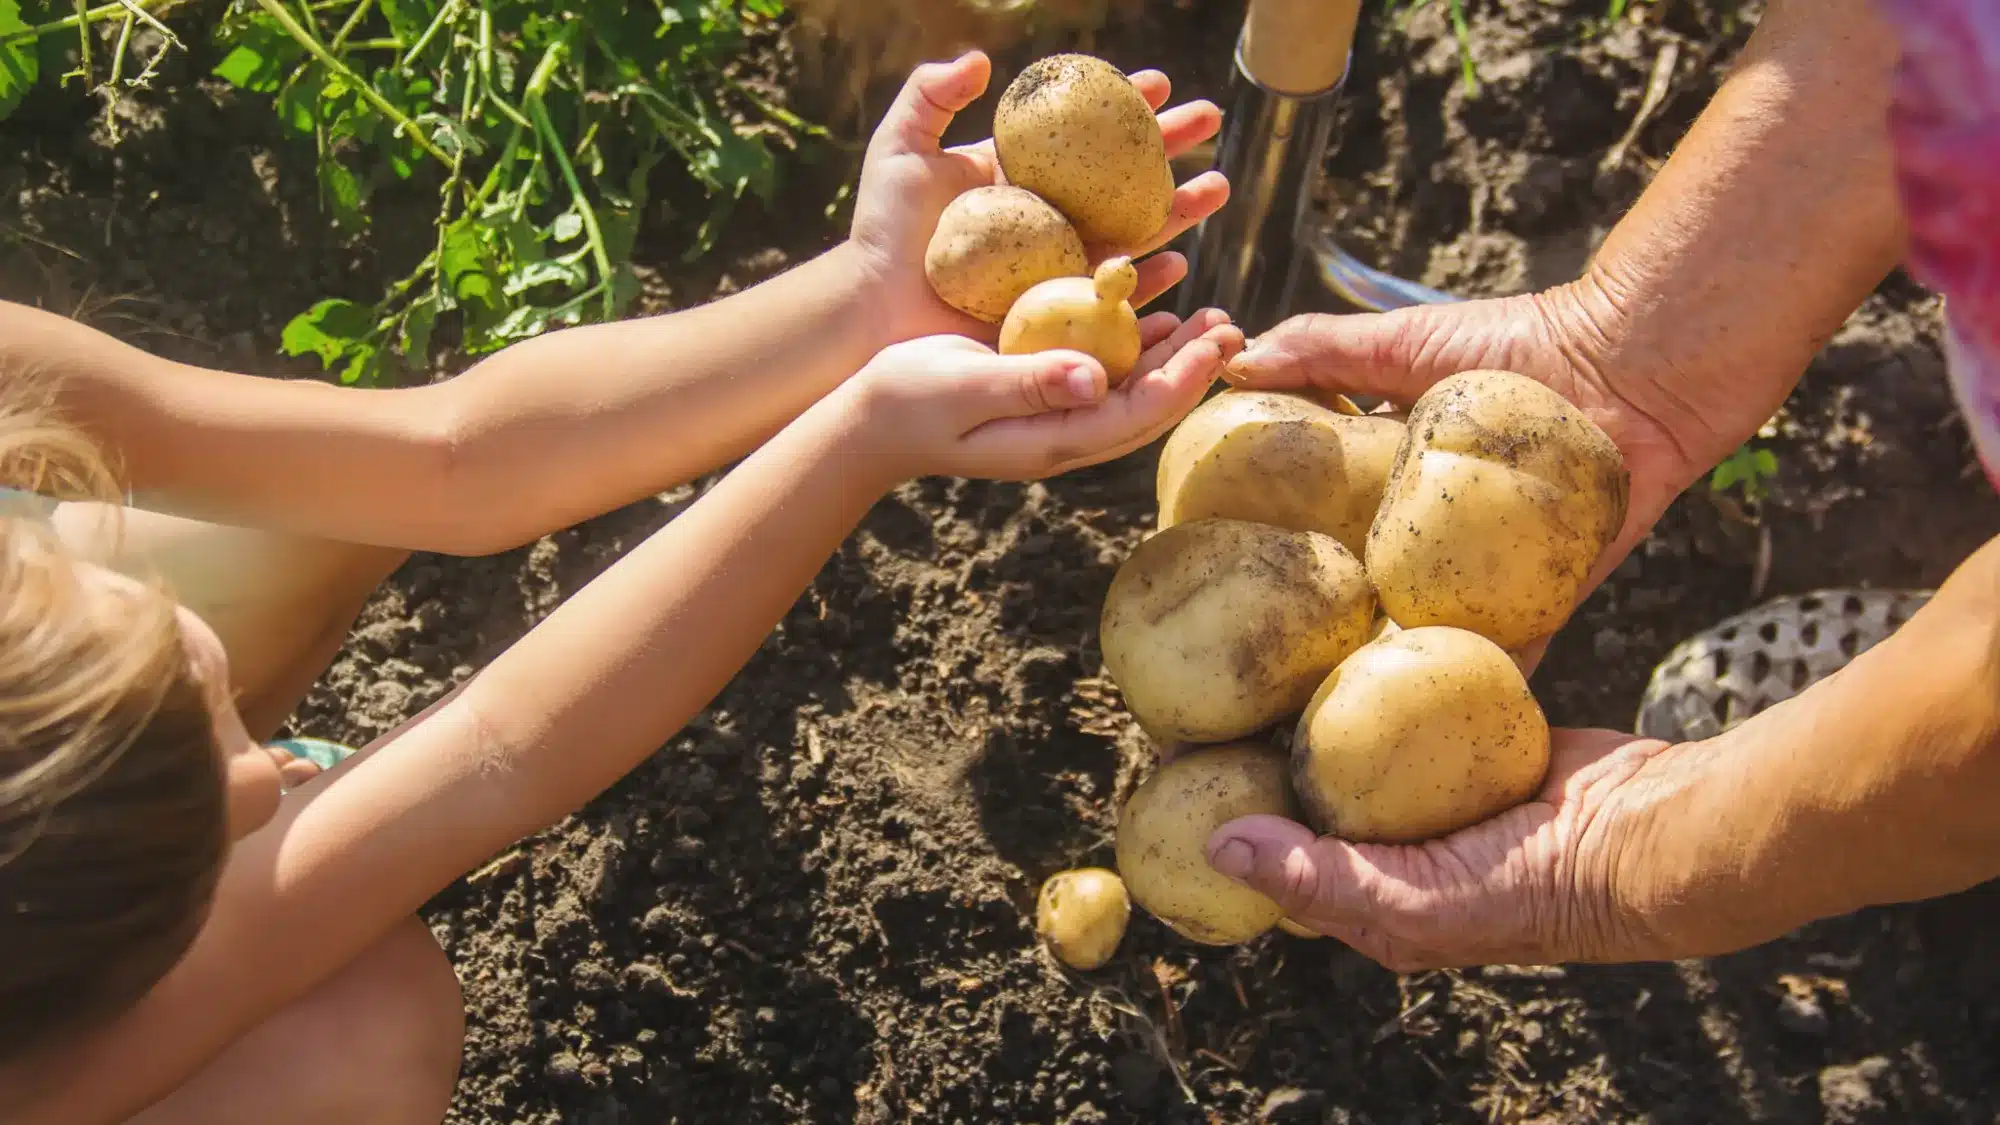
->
[1570, 0, 1907, 475]
[1616, 536, 2000, 959]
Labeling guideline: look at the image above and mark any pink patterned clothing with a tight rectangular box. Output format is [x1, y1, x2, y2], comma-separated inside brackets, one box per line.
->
[1882, 0, 2000, 489]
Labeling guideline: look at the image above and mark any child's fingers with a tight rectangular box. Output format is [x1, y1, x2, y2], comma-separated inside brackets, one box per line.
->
[1138, 311, 1185, 350]
[1135, 307, 1236, 375]
[1158, 98, 1224, 160]
[1109, 173, 1232, 265]
[963, 349, 1110, 421]
[1129, 70, 1171, 110]
[1131, 251, 1191, 310]
[877, 52, 993, 155]
[1044, 323, 1247, 474]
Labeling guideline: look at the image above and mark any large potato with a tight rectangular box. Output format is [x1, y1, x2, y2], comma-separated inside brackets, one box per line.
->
[924, 185, 1089, 324]
[1157, 389, 1408, 556]
[1292, 625, 1551, 844]
[1115, 742, 1296, 945]
[993, 54, 1174, 248]
[1365, 369, 1628, 650]
[1100, 518, 1376, 743]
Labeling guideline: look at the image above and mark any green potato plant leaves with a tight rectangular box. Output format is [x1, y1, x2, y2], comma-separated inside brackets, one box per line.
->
[2, 0, 816, 385]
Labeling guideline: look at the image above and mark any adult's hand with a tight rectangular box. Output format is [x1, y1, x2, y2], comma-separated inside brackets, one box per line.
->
[1205, 729, 1673, 969]
[1202, 0, 1913, 968]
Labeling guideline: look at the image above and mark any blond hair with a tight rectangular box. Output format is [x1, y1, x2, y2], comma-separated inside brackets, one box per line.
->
[0, 392, 227, 1061]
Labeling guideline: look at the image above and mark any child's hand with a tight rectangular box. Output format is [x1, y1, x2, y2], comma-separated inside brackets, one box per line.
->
[848, 51, 1229, 345]
[838, 308, 1245, 483]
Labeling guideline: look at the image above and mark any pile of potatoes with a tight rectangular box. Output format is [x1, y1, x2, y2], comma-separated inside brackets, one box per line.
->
[923, 52, 1175, 383]
[1036, 373, 1628, 966]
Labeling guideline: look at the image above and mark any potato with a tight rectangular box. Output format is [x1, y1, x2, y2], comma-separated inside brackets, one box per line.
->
[1157, 389, 1408, 557]
[924, 185, 1089, 324]
[999, 257, 1142, 384]
[993, 53, 1175, 248]
[1035, 867, 1131, 970]
[1100, 518, 1376, 743]
[1115, 742, 1296, 945]
[1366, 369, 1628, 650]
[1292, 625, 1551, 844]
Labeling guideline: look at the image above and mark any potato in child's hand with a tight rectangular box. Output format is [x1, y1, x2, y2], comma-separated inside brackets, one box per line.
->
[994, 53, 1177, 248]
[925, 186, 1090, 324]
[998, 258, 1143, 384]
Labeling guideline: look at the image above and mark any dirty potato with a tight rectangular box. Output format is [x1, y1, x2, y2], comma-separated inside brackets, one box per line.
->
[1365, 369, 1628, 650]
[1036, 867, 1131, 970]
[1100, 518, 1377, 744]
[924, 185, 1089, 323]
[1157, 389, 1408, 556]
[993, 53, 1175, 248]
[1292, 625, 1552, 844]
[1115, 742, 1296, 945]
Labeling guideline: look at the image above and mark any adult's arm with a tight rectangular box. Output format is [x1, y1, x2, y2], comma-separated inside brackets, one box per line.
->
[1225, 0, 1908, 588]
[1613, 534, 2000, 959]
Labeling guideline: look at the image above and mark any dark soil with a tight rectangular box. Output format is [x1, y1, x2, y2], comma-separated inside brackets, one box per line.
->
[6, 1, 2000, 1123]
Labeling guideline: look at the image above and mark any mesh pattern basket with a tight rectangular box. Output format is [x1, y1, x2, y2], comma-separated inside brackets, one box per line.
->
[1634, 588, 1935, 743]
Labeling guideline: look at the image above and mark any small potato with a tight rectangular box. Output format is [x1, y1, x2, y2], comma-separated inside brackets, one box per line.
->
[1293, 625, 1551, 844]
[999, 257, 1143, 384]
[924, 185, 1089, 324]
[1100, 518, 1377, 743]
[994, 53, 1175, 247]
[1116, 742, 1296, 945]
[1036, 867, 1131, 970]
[1366, 369, 1628, 650]
[1157, 389, 1408, 556]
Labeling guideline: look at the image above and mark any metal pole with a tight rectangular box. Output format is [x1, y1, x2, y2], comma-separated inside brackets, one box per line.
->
[1177, 0, 1459, 333]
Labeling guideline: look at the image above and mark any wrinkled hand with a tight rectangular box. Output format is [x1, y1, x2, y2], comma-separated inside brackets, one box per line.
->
[1223, 284, 1783, 667]
[850, 50, 1229, 342]
[1205, 729, 1673, 970]
[843, 308, 1243, 483]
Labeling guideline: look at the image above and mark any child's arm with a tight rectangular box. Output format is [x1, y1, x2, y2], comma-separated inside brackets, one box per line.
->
[25, 53, 1226, 555]
[9, 315, 1244, 1125]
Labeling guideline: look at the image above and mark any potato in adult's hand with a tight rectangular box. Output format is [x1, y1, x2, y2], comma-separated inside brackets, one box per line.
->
[1116, 742, 1297, 945]
[1292, 625, 1551, 844]
[1365, 369, 1628, 651]
[1100, 518, 1376, 744]
[1157, 388, 1407, 557]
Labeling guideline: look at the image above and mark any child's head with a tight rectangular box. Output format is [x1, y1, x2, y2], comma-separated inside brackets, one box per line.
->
[0, 399, 281, 1062]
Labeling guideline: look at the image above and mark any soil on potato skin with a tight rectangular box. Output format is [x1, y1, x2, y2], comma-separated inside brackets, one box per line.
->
[6, 1, 2000, 1123]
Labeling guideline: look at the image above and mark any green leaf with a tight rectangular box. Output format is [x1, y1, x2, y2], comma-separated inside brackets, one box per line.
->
[212, 16, 303, 94]
[503, 257, 588, 295]
[550, 210, 583, 242]
[0, 0, 42, 122]
[338, 341, 386, 386]
[281, 299, 375, 368]
[399, 293, 440, 371]
[319, 158, 366, 230]
[440, 217, 501, 329]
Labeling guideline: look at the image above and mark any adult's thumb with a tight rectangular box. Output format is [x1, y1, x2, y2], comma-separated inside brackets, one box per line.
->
[1206, 813, 1347, 923]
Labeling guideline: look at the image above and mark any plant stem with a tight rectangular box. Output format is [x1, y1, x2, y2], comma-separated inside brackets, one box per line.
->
[2, 0, 176, 47]
[250, 0, 450, 165]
